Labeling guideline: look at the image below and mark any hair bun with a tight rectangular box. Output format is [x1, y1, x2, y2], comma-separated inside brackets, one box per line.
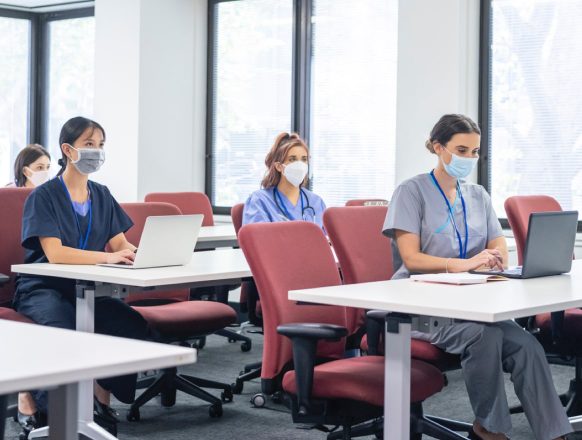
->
[425, 139, 435, 154]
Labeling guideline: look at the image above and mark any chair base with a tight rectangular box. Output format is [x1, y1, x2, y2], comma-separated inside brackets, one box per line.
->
[128, 367, 232, 421]
[232, 362, 262, 394]
[214, 328, 252, 352]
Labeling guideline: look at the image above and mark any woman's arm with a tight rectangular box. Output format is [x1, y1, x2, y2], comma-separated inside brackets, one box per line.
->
[108, 232, 137, 253]
[40, 237, 135, 265]
[394, 230, 505, 274]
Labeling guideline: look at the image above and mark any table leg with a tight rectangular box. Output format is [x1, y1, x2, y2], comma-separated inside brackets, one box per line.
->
[384, 315, 411, 440]
[0, 394, 6, 440]
[48, 384, 78, 440]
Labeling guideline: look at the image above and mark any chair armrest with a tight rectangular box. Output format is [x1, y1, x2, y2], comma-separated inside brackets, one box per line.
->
[277, 323, 347, 415]
[277, 323, 347, 340]
[0, 273, 9, 287]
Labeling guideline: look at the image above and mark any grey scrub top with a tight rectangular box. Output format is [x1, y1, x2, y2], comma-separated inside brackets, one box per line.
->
[383, 173, 503, 279]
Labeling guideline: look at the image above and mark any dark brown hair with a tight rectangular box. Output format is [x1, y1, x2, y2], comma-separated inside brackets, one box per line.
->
[425, 114, 481, 154]
[261, 132, 309, 188]
[14, 144, 51, 187]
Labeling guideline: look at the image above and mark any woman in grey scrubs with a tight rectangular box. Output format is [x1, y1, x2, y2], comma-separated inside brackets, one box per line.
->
[383, 114, 571, 440]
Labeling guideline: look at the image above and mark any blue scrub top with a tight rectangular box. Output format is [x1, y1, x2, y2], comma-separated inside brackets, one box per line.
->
[15, 178, 133, 295]
[242, 187, 326, 232]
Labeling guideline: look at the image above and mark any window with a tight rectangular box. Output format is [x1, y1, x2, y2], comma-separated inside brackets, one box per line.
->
[481, 0, 582, 219]
[0, 14, 31, 185]
[208, 0, 293, 208]
[207, 0, 398, 212]
[45, 13, 96, 158]
[309, 0, 397, 206]
[0, 7, 94, 185]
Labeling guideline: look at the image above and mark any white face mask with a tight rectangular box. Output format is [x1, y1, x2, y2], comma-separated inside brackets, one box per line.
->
[282, 161, 308, 187]
[25, 168, 51, 187]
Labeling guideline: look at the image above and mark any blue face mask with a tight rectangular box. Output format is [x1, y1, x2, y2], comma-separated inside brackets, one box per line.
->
[442, 148, 478, 179]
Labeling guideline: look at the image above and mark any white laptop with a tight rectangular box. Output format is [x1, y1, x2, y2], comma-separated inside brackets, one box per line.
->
[99, 214, 203, 269]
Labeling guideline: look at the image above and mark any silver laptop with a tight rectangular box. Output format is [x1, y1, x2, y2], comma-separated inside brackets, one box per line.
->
[471, 211, 578, 279]
[99, 214, 203, 269]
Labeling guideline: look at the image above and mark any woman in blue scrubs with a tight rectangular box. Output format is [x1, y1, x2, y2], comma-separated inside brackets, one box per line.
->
[13, 116, 149, 438]
[243, 132, 326, 232]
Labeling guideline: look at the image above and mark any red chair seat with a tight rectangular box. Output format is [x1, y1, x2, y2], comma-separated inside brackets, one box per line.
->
[0, 307, 34, 324]
[536, 308, 582, 337]
[360, 335, 460, 371]
[133, 301, 237, 338]
[282, 356, 444, 406]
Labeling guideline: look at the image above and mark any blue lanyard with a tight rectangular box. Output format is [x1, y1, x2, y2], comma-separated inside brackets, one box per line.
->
[429, 170, 468, 259]
[273, 187, 306, 221]
[59, 176, 92, 250]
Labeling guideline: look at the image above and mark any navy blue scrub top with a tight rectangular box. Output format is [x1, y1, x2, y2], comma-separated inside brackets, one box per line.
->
[15, 178, 133, 296]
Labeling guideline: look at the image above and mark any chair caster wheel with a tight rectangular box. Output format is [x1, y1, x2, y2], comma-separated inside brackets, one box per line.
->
[231, 380, 244, 394]
[241, 341, 252, 352]
[127, 408, 140, 422]
[209, 403, 223, 418]
[271, 391, 282, 404]
[251, 393, 266, 408]
[221, 389, 234, 403]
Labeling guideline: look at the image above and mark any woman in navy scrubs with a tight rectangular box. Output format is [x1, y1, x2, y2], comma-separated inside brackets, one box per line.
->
[13, 116, 149, 438]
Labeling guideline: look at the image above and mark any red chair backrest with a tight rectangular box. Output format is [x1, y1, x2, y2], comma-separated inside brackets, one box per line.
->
[145, 192, 214, 226]
[238, 222, 346, 381]
[504, 195, 562, 265]
[231, 203, 244, 235]
[345, 199, 388, 207]
[0, 187, 34, 307]
[120, 202, 189, 302]
[323, 206, 393, 333]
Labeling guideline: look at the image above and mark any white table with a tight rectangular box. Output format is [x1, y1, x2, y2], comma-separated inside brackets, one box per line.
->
[196, 225, 238, 250]
[0, 320, 195, 440]
[289, 260, 582, 440]
[11, 248, 251, 440]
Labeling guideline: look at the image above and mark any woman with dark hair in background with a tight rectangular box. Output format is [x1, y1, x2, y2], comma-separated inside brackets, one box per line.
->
[13, 116, 149, 438]
[6, 144, 51, 188]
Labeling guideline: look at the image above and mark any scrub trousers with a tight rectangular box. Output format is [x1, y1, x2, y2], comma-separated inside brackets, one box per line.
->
[15, 287, 150, 412]
[419, 320, 572, 439]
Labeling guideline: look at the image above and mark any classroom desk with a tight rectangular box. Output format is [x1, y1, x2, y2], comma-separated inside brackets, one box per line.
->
[289, 260, 582, 440]
[196, 224, 238, 250]
[0, 320, 195, 440]
[11, 248, 251, 440]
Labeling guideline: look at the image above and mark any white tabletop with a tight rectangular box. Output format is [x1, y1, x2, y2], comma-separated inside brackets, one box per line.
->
[198, 224, 237, 242]
[11, 248, 251, 289]
[0, 320, 195, 395]
[289, 260, 582, 323]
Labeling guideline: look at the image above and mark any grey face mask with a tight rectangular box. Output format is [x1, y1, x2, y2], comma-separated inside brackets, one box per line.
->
[68, 145, 105, 174]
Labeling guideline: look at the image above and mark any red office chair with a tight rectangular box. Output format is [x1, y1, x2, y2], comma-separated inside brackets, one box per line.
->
[345, 199, 388, 207]
[239, 221, 468, 439]
[230, 204, 262, 394]
[0, 187, 36, 425]
[144, 192, 251, 350]
[121, 202, 237, 420]
[505, 195, 582, 415]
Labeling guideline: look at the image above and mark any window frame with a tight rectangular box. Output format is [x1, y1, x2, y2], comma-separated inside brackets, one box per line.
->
[478, 0, 582, 231]
[0, 6, 94, 150]
[205, 0, 313, 215]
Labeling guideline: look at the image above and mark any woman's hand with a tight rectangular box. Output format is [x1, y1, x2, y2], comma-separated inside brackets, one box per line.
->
[104, 249, 136, 265]
[459, 249, 504, 272]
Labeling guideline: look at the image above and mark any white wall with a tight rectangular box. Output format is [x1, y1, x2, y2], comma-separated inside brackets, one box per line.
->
[395, 0, 480, 184]
[93, 0, 207, 202]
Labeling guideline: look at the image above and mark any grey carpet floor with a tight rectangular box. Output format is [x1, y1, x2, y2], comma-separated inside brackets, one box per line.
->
[4, 330, 579, 440]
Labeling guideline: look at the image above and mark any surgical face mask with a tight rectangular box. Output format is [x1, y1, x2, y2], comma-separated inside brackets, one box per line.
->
[25, 168, 51, 187]
[441, 148, 478, 179]
[282, 161, 308, 187]
[67, 145, 105, 175]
